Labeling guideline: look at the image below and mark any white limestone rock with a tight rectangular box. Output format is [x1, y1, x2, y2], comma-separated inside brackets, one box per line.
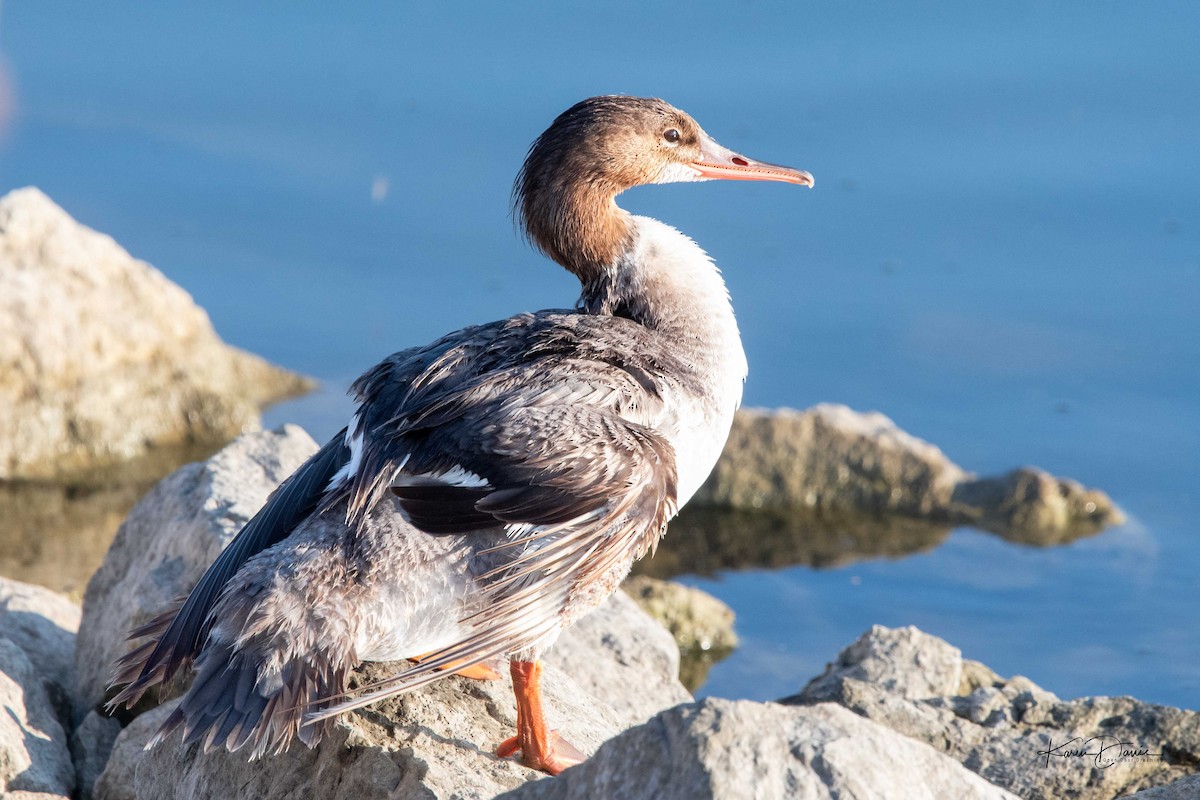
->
[0, 576, 81, 703]
[0, 637, 74, 798]
[784, 625, 1200, 800]
[499, 699, 1019, 800]
[0, 187, 312, 481]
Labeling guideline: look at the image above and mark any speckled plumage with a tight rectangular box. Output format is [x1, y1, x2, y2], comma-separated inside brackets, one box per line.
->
[108, 95, 811, 767]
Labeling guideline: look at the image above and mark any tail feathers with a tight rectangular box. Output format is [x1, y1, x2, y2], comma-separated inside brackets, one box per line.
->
[108, 432, 351, 710]
[146, 638, 348, 759]
[106, 601, 186, 710]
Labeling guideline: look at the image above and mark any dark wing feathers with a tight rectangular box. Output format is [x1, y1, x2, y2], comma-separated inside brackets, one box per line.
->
[306, 402, 678, 723]
[339, 312, 680, 530]
[388, 484, 495, 532]
[365, 393, 667, 537]
[297, 313, 685, 721]
[108, 432, 350, 709]
[475, 485, 604, 525]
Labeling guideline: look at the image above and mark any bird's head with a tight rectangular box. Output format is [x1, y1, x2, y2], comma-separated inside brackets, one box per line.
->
[515, 95, 812, 274]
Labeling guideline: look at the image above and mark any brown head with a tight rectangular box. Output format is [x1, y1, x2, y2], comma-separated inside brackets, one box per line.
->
[515, 96, 812, 280]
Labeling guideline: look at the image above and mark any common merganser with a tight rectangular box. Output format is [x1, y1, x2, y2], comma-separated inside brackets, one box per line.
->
[109, 96, 812, 775]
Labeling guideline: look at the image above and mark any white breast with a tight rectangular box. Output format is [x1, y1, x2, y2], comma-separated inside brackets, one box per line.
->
[625, 216, 748, 508]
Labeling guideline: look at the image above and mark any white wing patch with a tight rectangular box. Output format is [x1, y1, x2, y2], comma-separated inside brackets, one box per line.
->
[326, 412, 364, 491]
[393, 465, 491, 489]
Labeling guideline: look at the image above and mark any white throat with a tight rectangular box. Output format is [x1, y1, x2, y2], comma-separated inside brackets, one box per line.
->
[616, 216, 748, 506]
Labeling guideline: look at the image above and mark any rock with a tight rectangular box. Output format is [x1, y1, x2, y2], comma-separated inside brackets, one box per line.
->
[498, 699, 1018, 800]
[73, 425, 320, 717]
[958, 658, 1004, 695]
[951, 467, 1124, 544]
[1120, 774, 1200, 799]
[798, 624, 963, 701]
[0, 187, 313, 481]
[549, 589, 692, 724]
[70, 711, 123, 800]
[695, 404, 1123, 543]
[621, 576, 737, 691]
[622, 576, 737, 653]
[700, 404, 967, 516]
[0, 579, 81, 797]
[93, 592, 690, 800]
[0, 576, 80, 703]
[782, 625, 1200, 800]
[89, 704, 160, 800]
[0, 637, 75, 798]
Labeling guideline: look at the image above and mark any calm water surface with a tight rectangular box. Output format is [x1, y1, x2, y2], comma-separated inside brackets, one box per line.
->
[1, 2, 1197, 708]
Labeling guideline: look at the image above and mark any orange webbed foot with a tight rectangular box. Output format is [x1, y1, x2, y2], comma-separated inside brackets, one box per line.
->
[497, 659, 587, 775]
[496, 730, 585, 776]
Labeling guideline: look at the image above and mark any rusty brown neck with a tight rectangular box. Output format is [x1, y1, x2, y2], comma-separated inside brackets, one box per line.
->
[521, 173, 635, 284]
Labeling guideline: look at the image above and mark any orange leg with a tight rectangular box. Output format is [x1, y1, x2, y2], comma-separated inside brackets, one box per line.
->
[410, 652, 502, 681]
[495, 659, 585, 775]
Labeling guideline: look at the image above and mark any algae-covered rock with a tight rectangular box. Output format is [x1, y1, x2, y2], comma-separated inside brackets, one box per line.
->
[698, 404, 1123, 543]
[622, 575, 737, 690]
[622, 576, 737, 653]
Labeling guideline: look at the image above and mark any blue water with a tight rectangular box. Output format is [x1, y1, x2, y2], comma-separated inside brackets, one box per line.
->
[2, 3, 1197, 708]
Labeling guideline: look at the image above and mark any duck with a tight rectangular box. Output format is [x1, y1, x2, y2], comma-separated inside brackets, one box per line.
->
[108, 95, 812, 775]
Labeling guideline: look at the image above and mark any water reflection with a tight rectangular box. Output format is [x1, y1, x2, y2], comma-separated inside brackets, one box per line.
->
[638, 502, 1109, 581]
[638, 507, 951, 579]
[678, 646, 734, 693]
[0, 442, 221, 599]
[637, 502, 1114, 690]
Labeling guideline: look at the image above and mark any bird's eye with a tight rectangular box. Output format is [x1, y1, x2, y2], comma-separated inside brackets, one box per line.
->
[663, 128, 681, 144]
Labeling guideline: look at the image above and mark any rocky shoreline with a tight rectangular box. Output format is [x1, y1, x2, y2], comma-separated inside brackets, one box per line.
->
[0, 428, 1187, 800]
